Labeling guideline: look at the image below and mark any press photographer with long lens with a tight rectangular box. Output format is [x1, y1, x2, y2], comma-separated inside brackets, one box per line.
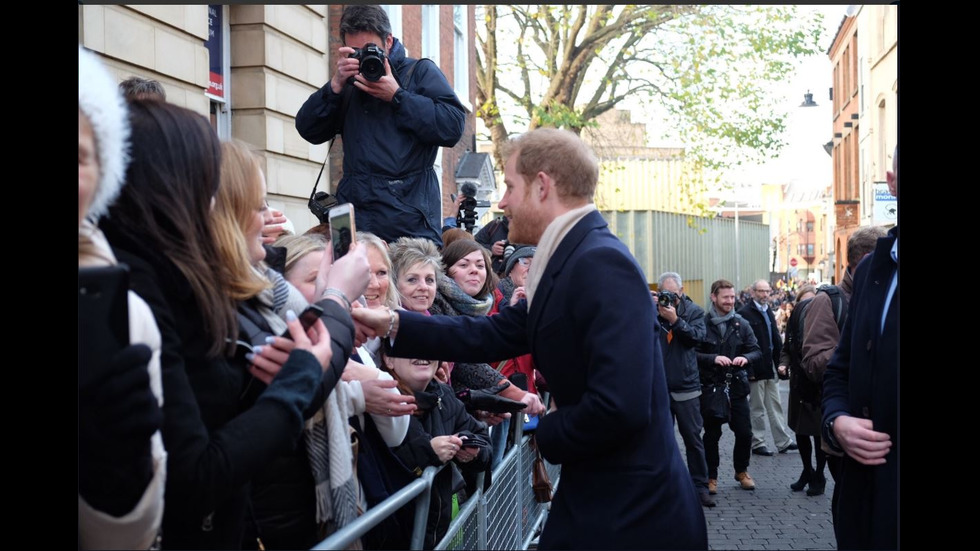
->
[296, 5, 465, 247]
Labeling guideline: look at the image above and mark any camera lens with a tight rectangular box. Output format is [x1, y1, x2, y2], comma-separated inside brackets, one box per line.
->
[361, 56, 385, 81]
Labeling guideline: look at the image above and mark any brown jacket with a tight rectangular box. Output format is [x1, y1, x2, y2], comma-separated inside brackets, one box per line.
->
[801, 269, 854, 456]
[801, 269, 854, 380]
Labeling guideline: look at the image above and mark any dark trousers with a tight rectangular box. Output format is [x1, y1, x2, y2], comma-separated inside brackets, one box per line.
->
[670, 396, 710, 492]
[827, 453, 843, 540]
[703, 393, 752, 479]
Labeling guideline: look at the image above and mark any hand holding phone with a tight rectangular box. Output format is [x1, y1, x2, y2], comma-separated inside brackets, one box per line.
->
[79, 266, 131, 390]
[329, 203, 356, 260]
[299, 304, 325, 331]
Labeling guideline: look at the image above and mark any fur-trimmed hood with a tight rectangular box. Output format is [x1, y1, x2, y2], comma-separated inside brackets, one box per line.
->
[78, 45, 130, 221]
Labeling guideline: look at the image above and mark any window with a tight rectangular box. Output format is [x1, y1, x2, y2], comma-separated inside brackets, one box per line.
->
[806, 221, 814, 232]
[851, 124, 856, 199]
[453, 5, 469, 107]
[380, 5, 402, 43]
[422, 5, 440, 65]
[878, 100, 887, 180]
[807, 244, 815, 256]
[421, 5, 443, 214]
[850, 32, 858, 98]
[877, 6, 887, 54]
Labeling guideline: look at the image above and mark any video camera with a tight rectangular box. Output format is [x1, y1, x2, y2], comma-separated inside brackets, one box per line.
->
[348, 43, 386, 82]
[456, 181, 479, 233]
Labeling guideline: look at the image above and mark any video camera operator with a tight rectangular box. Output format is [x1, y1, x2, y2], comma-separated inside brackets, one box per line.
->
[455, 182, 480, 233]
[474, 215, 510, 275]
[296, 5, 465, 247]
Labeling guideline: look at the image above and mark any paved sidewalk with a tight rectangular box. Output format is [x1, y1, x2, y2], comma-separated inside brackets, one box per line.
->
[676, 380, 836, 550]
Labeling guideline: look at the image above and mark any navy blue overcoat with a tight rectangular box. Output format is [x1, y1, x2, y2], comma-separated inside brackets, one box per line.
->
[393, 210, 707, 550]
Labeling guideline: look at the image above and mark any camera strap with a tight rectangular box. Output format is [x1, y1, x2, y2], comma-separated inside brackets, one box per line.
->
[310, 84, 355, 204]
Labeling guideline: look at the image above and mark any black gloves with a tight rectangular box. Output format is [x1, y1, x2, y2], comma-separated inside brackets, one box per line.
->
[456, 381, 527, 414]
[78, 343, 162, 516]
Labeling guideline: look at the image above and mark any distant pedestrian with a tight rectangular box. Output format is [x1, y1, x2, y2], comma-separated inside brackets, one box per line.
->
[739, 280, 797, 456]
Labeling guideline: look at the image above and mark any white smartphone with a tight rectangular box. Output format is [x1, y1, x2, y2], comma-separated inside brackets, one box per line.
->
[328, 203, 356, 260]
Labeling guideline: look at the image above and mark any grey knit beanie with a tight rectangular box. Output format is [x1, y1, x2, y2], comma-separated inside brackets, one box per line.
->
[503, 246, 536, 277]
[78, 45, 130, 221]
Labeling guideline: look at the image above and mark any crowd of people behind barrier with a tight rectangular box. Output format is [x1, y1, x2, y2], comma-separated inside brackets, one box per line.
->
[78, 40, 548, 549]
[79, 5, 898, 543]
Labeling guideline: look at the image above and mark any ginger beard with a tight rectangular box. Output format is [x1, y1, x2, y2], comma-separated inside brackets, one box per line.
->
[501, 152, 551, 245]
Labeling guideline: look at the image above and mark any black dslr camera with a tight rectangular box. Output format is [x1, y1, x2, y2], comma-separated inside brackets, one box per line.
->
[348, 43, 386, 82]
[308, 191, 339, 224]
[456, 182, 479, 233]
[657, 290, 679, 308]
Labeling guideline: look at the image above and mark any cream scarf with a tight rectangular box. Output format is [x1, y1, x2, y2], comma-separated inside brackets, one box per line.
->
[525, 202, 596, 308]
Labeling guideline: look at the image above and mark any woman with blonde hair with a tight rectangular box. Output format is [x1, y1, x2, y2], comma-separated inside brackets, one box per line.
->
[389, 236, 441, 315]
[275, 233, 329, 304]
[214, 140, 374, 548]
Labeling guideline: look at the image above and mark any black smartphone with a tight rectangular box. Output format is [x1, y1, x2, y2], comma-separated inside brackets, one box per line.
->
[299, 304, 324, 331]
[328, 203, 356, 260]
[78, 265, 130, 388]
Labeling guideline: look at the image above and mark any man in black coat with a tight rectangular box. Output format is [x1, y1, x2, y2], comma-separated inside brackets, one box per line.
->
[295, 5, 465, 246]
[697, 279, 762, 494]
[656, 272, 713, 507]
[738, 279, 796, 456]
[821, 146, 899, 550]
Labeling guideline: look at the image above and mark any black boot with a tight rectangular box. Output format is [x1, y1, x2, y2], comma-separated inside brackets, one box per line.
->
[806, 472, 826, 496]
[790, 469, 812, 492]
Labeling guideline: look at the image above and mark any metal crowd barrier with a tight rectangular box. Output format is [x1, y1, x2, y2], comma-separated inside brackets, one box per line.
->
[312, 465, 442, 550]
[313, 413, 561, 550]
[437, 431, 559, 550]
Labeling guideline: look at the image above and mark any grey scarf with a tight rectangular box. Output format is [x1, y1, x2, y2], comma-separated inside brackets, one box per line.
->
[708, 306, 736, 335]
[432, 273, 494, 317]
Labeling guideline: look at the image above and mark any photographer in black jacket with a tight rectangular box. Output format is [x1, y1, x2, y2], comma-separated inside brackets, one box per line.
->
[295, 5, 465, 246]
[656, 272, 713, 507]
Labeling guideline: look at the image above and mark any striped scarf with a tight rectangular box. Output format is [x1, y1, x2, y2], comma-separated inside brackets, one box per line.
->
[304, 382, 359, 530]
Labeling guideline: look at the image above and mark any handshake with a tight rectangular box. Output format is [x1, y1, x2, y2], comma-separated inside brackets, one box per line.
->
[456, 381, 527, 414]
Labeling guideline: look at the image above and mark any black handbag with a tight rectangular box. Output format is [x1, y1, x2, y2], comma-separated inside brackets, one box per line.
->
[700, 381, 731, 423]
